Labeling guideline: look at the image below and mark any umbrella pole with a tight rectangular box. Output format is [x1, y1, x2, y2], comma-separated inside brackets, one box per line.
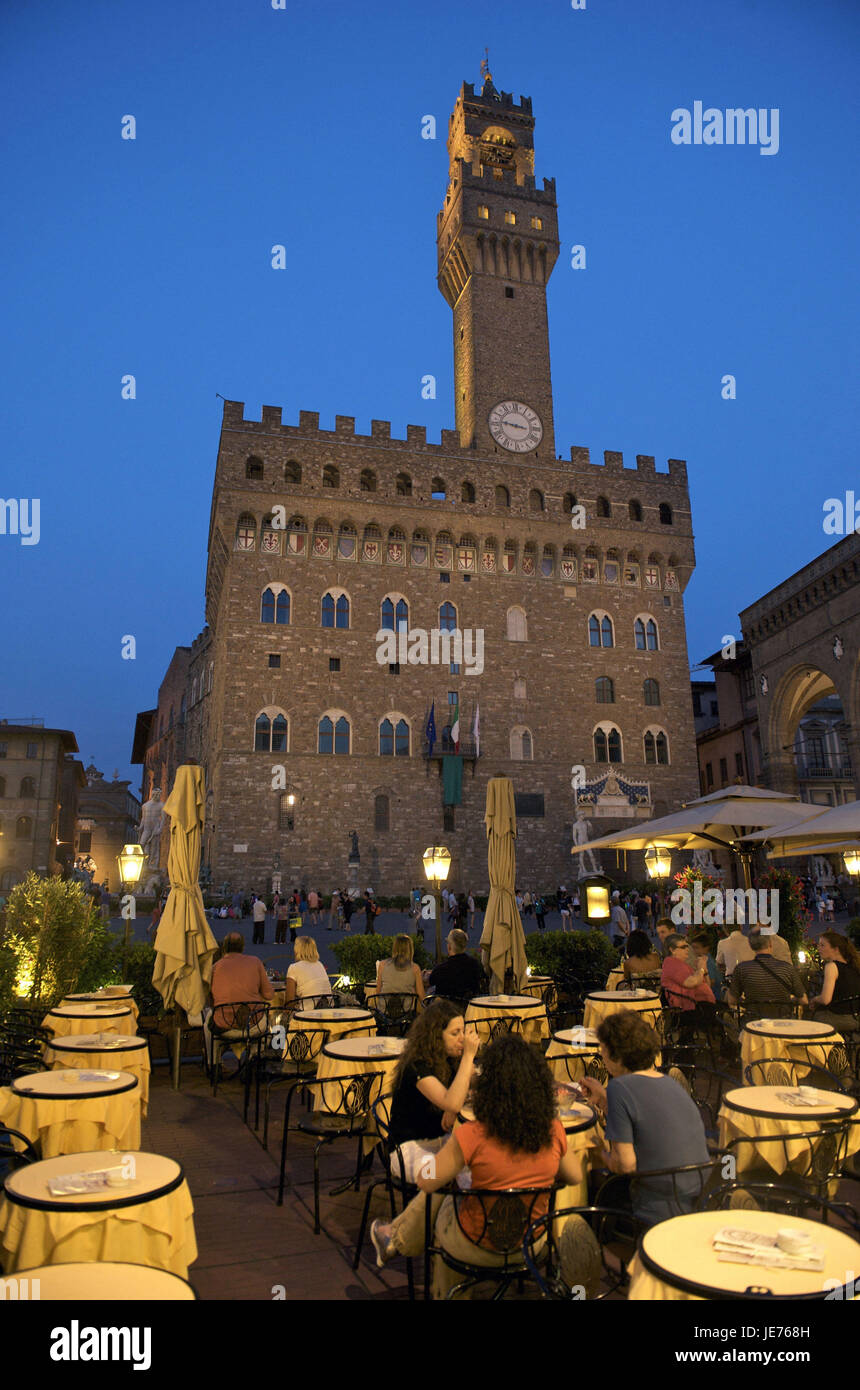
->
[171, 1011, 182, 1090]
[434, 890, 443, 963]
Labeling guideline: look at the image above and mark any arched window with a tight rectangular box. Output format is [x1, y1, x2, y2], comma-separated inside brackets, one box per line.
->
[255, 713, 270, 751]
[637, 617, 659, 650]
[254, 711, 289, 753]
[318, 715, 350, 754]
[360, 469, 377, 492]
[322, 591, 350, 629]
[245, 455, 264, 480]
[588, 614, 613, 647]
[563, 492, 577, 513]
[260, 586, 290, 624]
[645, 731, 670, 764]
[646, 619, 659, 650]
[644, 678, 661, 706]
[595, 677, 614, 704]
[379, 718, 410, 757]
[381, 597, 409, 632]
[439, 601, 457, 631]
[589, 615, 600, 647]
[431, 477, 446, 500]
[20, 777, 36, 798]
[506, 606, 527, 641]
[16, 816, 32, 839]
[528, 488, 545, 512]
[396, 472, 412, 497]
[322, 464, 340, 489]
[495, 484, 510, 508]
[597, 496, 611, 518]
[635, 618, 646, 650]
[510, 727, 534, 761]
[271, 715, 288, 752]
[461, 480, 476, 503]
[629, 499, 642, 521]
[235, 512, 256, 551]
[594, 727, 622, 763]
[659, 502, 673, 525]
[522, 730, 532, 760]
[375, 793, 390, 831]
[285, 460, 302, 484]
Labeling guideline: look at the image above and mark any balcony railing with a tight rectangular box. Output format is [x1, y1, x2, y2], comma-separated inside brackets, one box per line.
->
[797, 763, 854, 780]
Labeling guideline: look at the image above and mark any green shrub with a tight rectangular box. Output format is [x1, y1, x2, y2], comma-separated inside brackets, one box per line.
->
[2, 872, 115, 1008]
[73, 917, 122, 994]
[525, 930, 620, 992]
[0, 940, 17, 1017]
[847, 917, 860, 950]
[332, 933, 431, 984]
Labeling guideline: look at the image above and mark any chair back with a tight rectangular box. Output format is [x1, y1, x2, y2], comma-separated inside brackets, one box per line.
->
[464, 1015, 524, 1042]
[209, 999, 270, 1035]
[453, 1185, 556, 1256]
[701, 1179, 860, 1235]
[523, 1204, 647, 1299]
[596, 1158, 720, 1223]
[305, 1071, 383, 1130]
[281, 1026, 328, 1067]
[0, 1123, 39, 1171]
[722, 1123, 850, 1190]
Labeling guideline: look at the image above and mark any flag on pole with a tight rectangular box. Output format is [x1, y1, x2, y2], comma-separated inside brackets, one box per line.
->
[425, 701, 437, 757]
[472, 703, 480, 758]
[450, 700, 460, 753]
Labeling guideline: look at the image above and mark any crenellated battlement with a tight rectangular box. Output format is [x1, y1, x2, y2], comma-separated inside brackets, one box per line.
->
[445, 159, 556, 201]
[220, 402, 688, 487]
[460, 81, 533, 116]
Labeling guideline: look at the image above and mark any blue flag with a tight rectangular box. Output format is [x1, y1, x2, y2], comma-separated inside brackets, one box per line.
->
[425, 701, 436, 757]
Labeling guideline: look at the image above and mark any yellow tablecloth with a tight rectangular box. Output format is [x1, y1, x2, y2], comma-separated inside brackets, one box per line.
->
[583, 992, 661, 1032]
[628, 1209, 860, 1301]
[0, 1073, 141, 1156]
[7, 1261, 196, 1300]
[43, 1003, 138, 1039]
[605, 968, 626, 991]
[316, 1035, 405, 1151]
[740, 1019, 844, 1077]
[43, 1036, 151, 1117]
[0, 1151, 197, 1278]
[555, 1103, 602, 1216]
[63, 990, 140, 1022]
[718, 1086, 860, 1176]
[545, 1028, 603, 1083]
[521, 976, 557, 1008]
[464, 995, 549, 1044]
[285, 1008, 375, 1064]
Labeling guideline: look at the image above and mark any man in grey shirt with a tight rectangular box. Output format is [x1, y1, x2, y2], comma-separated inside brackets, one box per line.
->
[727, 930, 807, 1015]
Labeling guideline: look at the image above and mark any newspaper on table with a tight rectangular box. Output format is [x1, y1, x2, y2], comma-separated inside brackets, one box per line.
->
[712, 1226, 824, 1271]
[47, 1166, 130, 1196]
[775, 1089, 826, 1108]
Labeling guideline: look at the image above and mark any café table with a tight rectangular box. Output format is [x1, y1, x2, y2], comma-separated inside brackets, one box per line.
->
[285, 1007, 375, 1062]
[9, 1260, 197, 1300]
[316, 1035, 405, 1150]
[605, 967, 626, 991]
[521, 975, 557, 1008]
[464, 994, 549, 1044]
[628, 1208, 860, 1300]
[43, 1033, 151, 1117]
[0, 1150, 197, 1278]
[64, 987, 139, 1022]
[741, 1018, 845, 1078]
[42, 1002, 138, 1040]
[545, 1027, 603, 1083]
[718, 1085, 860, 1178]
[583, 990, 661, 1032]
[0, 1069, 141, 1157]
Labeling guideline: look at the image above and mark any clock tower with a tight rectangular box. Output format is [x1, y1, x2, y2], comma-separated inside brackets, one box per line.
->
[437, 71, 560, 457]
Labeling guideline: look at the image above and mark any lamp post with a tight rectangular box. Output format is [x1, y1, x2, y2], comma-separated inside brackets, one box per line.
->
[116, 843, 146, 978]
[644, 843, 672, 923]
[423, 845, 451, 963]
[842, 849, 860, 878]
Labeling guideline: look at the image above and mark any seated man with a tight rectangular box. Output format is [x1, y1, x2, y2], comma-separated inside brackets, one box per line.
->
[727, 929, 808, 1019]
[427, 929, 486, 1002]
[716, 925, 754, 981]
[210, 932, 274, 1037]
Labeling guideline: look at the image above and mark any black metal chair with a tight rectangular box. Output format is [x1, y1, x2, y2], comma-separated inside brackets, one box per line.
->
[258, 1025, 327, 1149]
[276, 1070, 383, 1233]
[701, 1178, 860, 1237]
[0, 1122, 39, 1175]
[594, 1158, 723, 1225]
[206, 1000, 272, 1118]
[464, 1015, 525, 1043]
[353, 1093, 422, 1298]
[743, 1056, 849, 1093]
[369, 993, 419, 1038]
[424, 1184, 557, 1300]
[523, 1204, 648, 1299]
[661, 1057, 741, 1145]
[720, 1122, 851, 1204]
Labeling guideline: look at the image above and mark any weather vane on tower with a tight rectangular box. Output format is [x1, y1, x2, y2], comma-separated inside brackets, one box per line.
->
[480, 47, 492, 84]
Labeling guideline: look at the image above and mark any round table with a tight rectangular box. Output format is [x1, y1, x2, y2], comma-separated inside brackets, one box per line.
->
[285, 1007, 375, 1061]
[464, 994, 549, 1044]
[605, 968, 626, 991]
[741, 1019, 844, 1077]
[317, 1035, 405, 1149]
[583, 990, 661, 1032]
[43, 1034, 151, 1116]
[553, 1098, 601, 1214]
[0, 1070, 141, 1157]
[628, 1209, 860, 1300]
[545, 1027, 603, 1083]
[0, 1150, 197, 1278]
[521, 976, 557, 1008]
[43, 1003, 138, 1039]
[718, 1085, 860, 1178]
[9, 1260, 197, 1300]
[64, 988, 139, 1022]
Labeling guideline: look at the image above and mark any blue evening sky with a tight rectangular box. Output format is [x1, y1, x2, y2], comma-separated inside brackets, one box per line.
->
[1, 0, 857, 791]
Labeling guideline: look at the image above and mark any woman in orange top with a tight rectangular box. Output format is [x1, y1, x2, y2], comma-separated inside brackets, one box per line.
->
[371, 1031, 582, 1298]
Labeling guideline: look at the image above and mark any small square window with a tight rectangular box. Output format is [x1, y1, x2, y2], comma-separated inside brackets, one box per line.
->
[389, 663, 400, 675]
[329, 658, 340, 672]
[440, 573, 450, 583]
[663, 596, 671, 608]
[531, 216, 543, 231]
[504, 212, 516, 225]
[477, 205, 489, 219]
[450, 663, 461, 675]
[448, 691, 458, 705]
[26, 743, 38, 759]
[504, 287, 514, 298]
[268, 654, 281, 668]
[463, 574, 471, 583]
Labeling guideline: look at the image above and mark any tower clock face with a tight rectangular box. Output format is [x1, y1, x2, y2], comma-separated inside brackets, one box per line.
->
[488, 401, 543, 453]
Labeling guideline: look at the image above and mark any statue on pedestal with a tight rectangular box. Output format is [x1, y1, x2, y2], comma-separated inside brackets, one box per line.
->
[138, 788, 165, 894]
[572, 808, 602, 877]
[692, 848, 719, 877]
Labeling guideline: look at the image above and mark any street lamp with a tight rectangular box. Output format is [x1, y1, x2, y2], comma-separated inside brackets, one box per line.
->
[644, 843, 672, 919]
[578, 873, 613, 928]
[843, 849, 860, 877]
[117, 843, 146, 977]
[423, 845, 451, 963]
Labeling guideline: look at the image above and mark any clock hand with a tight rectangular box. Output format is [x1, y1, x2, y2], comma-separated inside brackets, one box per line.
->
[504, 421, 527, 431]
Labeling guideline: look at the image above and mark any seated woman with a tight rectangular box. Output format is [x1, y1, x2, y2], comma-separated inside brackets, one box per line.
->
[284, 936, 331, 1011]
[371, 1033, 582, 1299]
[374, 933, 426, 1011]
[579, 1011, 710, 1228]
[661, 932, 716, 1029]
[622, 929, 662, 983]
[810, 930, 860, 1032]
[388, 1000, 480, 1173]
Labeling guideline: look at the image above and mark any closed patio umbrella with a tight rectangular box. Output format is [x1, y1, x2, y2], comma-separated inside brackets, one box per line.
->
[152, 764, 218, 1086]
[479, 776, 528, 995]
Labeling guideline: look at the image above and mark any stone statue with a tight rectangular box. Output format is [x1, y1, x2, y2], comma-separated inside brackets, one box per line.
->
[138, 789, 165, 870]
[692, 848, 719, 876]
[813, 855, 835, 886]
[349, 830, 360, 861]
[571, 809, 602, 877]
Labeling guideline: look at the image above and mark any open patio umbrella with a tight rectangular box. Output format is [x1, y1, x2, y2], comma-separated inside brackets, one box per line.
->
[744, 798, 860, 860]
[570, 786, 818, 887]
[479, 775, 528, 995]
[152, 764, 218, 1086]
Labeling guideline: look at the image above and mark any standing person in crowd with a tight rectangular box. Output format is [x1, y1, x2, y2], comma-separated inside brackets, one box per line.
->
[572, 887, 581, 920]
[609, 891, 630, 945]
[307, 887, 320, 926]
[275, 896, 289, 945]
[635, 892, 651, 935]
[467, 891, 476, 934]
[522, 889, 534, 920]
[364, 889, 379, 935]
[299, 887, 309, 927]
[535, 894, 547, 931]
[252, 893, 267, 945]
[515, 888, 524, 915]
[328, 888, 341, 931]
[809, 930, 860, 1031]
[715, 923, 754, 981]
[342, 890, 355, 932]
[558, 887, 572, 933]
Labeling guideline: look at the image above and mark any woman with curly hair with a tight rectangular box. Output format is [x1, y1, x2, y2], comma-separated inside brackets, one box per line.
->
[388, 1000, 479, 1153]
[372, 1033, 582, 1298]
